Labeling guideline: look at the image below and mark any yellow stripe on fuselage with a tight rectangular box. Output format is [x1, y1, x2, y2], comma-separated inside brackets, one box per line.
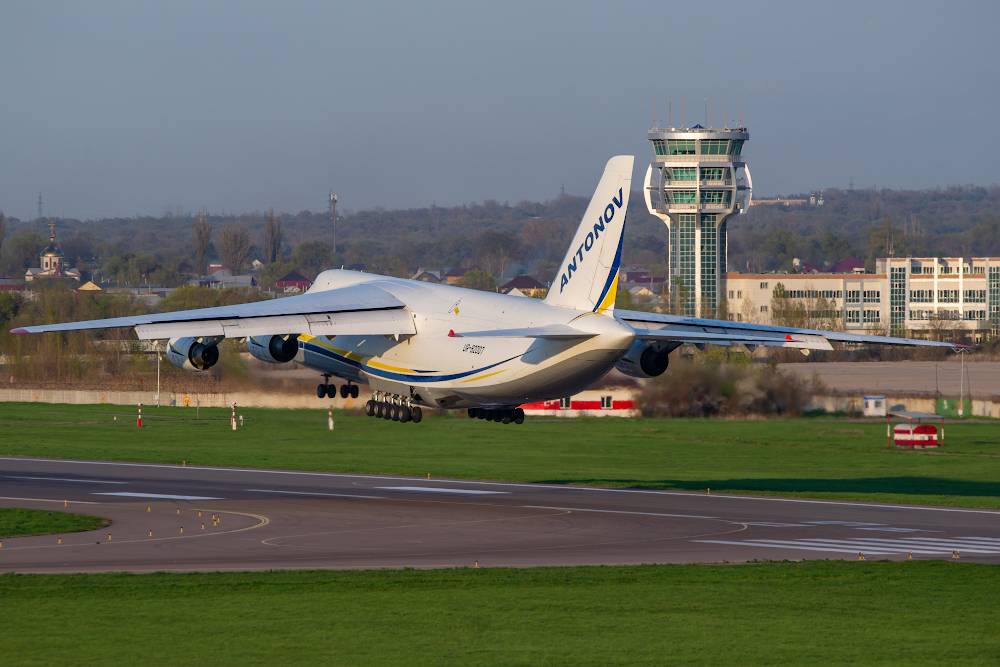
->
[460, 369, 507, 383]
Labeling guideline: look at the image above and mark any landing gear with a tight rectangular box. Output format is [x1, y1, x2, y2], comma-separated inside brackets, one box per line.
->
[366, 392, 422, 425]
[317, 374, 332, 399]
[468, 406, 524, 425]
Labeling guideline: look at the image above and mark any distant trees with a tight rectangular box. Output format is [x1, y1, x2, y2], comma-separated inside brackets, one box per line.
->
[460, 269, 496, 292]
[291, 241, 333, 279]
[263, 208, 283, 264]
[2, 232, 45, 276]
[474, 230, 522, 280]
[193, 212, 212, 276]
[218, 224, 253, 275]
[0, 211, 6, 272]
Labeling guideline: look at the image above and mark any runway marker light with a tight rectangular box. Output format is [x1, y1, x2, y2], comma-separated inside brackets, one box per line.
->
[108, 534, 111, 541]
[149, 530, 152, 536]
[180, 527, 183, 533]
[64, 500, 67, 507]
[428, 473, 430, 480]
[475, 561, 479, 568]
[183, 461, 186, 466]
[177, 508, 180, 514]
[148, 507, 150, 512]
[909, 551, 912, 559]
[707, 488, 710, 495]
[952, 550, 960, 559]
[858, 552, 866, 561]
[58, 538, 61, 544]
[202, 524, 205, 530]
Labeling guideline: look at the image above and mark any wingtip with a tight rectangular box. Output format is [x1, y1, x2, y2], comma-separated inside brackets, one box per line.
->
[10, 328, 27, 334]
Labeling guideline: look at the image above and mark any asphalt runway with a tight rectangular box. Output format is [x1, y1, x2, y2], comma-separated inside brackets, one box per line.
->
[2, 456, 1000, 573]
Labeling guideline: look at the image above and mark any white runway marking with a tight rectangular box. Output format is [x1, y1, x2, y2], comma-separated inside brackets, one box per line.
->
[695, 536, 1000, 555]
[247, 489, 385, 499]
[0, 496, 98, 504]
[93, 492, 222, 501]
[375, 486, 508, 495]
[5, 476, 126, 484]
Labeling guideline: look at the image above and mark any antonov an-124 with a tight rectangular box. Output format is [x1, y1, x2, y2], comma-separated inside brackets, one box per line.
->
[13, 156, 960, 424]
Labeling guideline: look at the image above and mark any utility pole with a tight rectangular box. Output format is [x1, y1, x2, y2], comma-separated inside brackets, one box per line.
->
[330, 191, 338, 255]
[37, 193, 42, 220]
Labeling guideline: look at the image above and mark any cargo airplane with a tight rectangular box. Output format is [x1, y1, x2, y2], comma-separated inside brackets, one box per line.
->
[13, 156, 960, 424]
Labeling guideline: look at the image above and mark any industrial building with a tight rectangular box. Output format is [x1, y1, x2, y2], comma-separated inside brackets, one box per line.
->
[724, 256, 1000, 344]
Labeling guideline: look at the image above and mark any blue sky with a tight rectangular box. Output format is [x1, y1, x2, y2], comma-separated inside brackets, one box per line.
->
[1, 1, 997, 219]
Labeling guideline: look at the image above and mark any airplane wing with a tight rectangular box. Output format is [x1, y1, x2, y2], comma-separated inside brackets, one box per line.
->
[11, 283, 416, 340]
[614, 309, 966, 350]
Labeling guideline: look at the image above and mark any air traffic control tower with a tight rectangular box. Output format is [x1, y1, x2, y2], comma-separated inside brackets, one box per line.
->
[643, 123, 752, 317]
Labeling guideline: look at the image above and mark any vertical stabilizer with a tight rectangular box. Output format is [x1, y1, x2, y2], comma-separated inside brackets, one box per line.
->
[544, 155, 633, 313]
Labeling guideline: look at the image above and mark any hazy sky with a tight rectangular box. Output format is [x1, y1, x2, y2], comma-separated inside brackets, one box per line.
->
[1, 1, 997, 220]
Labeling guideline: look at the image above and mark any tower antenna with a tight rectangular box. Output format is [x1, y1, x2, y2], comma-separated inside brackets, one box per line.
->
[654, 96, 657, 129]
[739, 96, 742, 127]
[682, 95, 684, 128]
[668, 97, 671, 127]
[725, 95, 727, 128]
[711, 96, 713, 127]
[37, 193, 42, 220]
[329, 191, 338, 255]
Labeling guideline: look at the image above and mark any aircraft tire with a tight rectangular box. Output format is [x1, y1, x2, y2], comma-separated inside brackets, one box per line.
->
[501, 410, 512, 425]
[383, 404, 394, 420]
[514, 408, 525, 425]
[350, 385, 359, 399]
[467, 408, 477, 419]
[365, 400, 375, 416]
[492, 411, 503, 423]
[374, 402, 384, 418]
[339, 384, 349, 399]
[411, 407, 422, 423]
[478, 410, 487, 420]
[399, 406, 411, 423]
[316, 384, 326, 399]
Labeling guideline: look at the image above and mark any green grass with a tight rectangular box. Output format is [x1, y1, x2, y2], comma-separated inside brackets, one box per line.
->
[1, 402, 999, 508]
[1, 561, 997, 666]
[0, 508, 109, 539]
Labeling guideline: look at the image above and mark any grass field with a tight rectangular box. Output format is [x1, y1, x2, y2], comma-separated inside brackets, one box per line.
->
[1, 561, 997, 666]
[0, 507, 109, 539]
[0, 402, 998, 508]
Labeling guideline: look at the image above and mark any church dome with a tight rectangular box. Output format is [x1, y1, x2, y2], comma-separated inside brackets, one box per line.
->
[41, 243, 64, 258]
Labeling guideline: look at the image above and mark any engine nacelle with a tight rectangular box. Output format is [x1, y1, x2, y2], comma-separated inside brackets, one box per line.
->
[167, 337, 220, 372]
[615, 340, 671, 378]
[246, 335, 299, 364]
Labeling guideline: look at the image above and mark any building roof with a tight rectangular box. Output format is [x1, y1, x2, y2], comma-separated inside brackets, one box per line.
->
[76, 281, 103, 292]
[444, 266, 479, 278]
[501, 275, 546, 291]
[831, 258, 865, 273]
[277, 270, 310, 283]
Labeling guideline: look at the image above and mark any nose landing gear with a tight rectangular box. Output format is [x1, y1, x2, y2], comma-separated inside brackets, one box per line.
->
[317, 376, 360, 400]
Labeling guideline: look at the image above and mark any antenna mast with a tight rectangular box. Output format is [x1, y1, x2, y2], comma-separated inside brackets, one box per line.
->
[330, 191, 338, 256]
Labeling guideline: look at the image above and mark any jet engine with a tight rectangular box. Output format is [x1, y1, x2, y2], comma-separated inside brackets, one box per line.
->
[246, 334, 299, 364]
[166, 337, 221, 372]
[615, 340, 674, 378]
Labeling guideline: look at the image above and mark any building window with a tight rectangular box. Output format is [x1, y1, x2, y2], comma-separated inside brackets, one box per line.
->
[863, 290, 880, 303]
[736, 313, 743, 322]
[846, 310, 861, 323]
[728, 290, 734, 299]
[938, 289, 959, 303]
[667, 167, 696, 181]
[700, 191, 730, 205]
[910, 289, 933, 303]
[652, 140, 667, 155]
[846, 290, 861, 303]
[760, 305, 768, 313]
[863, 310, 881, 323]
[600, 396, 613, 409]
[973, 266, 985, 274]
[923, 267, 933, 274]
[760, 282, 768, 289]
[678, 214, 697, 316]
[668, 190, 697, 204]
[667, 139, 696, 155]
[700, 139, 729, 155]
[737, 290, 743, 298]
[964, 289, 987, 302]
[940, 266, 953, 274]
[559, 397, 571, 409]
[729, 140, 744, 155]
[700, 167, 729, 181]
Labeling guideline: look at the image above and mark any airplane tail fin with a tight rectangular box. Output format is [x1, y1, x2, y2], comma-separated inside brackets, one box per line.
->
[544, 155, 633, 313]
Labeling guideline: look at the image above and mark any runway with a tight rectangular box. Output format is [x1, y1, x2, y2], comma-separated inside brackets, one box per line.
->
[2, 456, 1000, 573]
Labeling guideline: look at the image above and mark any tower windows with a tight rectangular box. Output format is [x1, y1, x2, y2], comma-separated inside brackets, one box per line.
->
[652, 140, 667, 155]
[700, 168, 730, 181]
[667, 139, 696, 155]
[668, 191, 697, 204]
[700, 140, 729, 155]
[729, 140, 744, 155]
[666, 167, 696, 181]
[700, 191, 731, 205]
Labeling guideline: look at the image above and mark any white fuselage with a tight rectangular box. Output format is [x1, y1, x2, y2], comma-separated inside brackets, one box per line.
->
[294, 270, 636, 409]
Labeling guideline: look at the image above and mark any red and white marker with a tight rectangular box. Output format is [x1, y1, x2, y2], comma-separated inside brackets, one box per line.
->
[137, 402, 142, 428]
[231, 402, 237, 430]
[328, 406, 334, 431]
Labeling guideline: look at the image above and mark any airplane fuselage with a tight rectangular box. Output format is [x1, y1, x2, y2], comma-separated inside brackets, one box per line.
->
[294, 270, 635, 409]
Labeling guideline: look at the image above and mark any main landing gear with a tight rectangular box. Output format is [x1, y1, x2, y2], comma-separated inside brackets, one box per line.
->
[467, 407, 525, 425]
[365, 391, 422, 424]
[317, 375, 359, 399]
